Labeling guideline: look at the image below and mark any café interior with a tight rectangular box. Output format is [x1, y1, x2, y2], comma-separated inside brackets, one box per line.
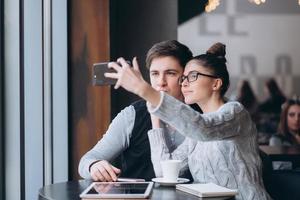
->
[1, 0, 300, 199]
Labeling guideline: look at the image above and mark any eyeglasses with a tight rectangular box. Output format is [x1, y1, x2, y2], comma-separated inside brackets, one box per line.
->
[178, 71, 218, 85]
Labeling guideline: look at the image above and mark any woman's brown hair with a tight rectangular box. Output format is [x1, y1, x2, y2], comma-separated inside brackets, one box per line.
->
[278, 97, 300, 137]
[191, 42, 229, 97]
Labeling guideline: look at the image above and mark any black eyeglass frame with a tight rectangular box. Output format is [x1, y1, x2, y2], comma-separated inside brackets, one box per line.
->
[179, 71, 219, 85]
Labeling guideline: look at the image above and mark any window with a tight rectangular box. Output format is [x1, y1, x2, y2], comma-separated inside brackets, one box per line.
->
[0, 0, 4, 198]
[4, 0, 68, 199]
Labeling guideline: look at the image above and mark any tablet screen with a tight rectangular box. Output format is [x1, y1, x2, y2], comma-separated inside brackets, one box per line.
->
[80, 182, 154, 198]
[87, 183, 149, 194]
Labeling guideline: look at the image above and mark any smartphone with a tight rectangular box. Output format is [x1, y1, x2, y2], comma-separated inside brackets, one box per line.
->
[92, 62, 117, 86]
[92, 61, 131, 86]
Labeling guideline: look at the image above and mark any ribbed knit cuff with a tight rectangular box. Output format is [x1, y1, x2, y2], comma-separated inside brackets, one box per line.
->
[148, 128, 170, 154]
[147, 128, 165, 145]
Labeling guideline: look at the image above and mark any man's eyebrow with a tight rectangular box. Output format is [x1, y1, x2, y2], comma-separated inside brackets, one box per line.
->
[165, 69, 180, 73]
[150, 69, 181, 73]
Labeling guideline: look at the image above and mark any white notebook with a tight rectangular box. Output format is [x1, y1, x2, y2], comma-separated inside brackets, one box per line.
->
[176, 182, 238, 198]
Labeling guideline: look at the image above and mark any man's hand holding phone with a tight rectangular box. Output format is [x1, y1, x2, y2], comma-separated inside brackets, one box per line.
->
[90, 160, 121, 182]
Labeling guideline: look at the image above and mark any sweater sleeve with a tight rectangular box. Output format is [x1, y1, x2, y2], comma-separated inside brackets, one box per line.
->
[148, 92, 250, 142]
[78, 105, 135, 179]
[147, 128, 190, 178]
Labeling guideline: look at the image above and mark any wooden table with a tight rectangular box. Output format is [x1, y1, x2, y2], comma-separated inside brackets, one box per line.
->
[38, 179, 235, 200]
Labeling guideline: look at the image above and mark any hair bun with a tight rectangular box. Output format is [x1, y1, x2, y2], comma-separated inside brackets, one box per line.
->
[206, 42, 226, 63]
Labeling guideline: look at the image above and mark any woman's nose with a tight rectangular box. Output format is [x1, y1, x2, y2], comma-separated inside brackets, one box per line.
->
[181, 78, 189, 87]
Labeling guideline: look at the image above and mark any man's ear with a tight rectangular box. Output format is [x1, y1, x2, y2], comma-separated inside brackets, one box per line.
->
[212, 78, 223, 91]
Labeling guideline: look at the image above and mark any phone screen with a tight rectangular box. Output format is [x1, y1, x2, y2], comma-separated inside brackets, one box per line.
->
[92, 62, 117, 85]
[92, 61, 131, 86]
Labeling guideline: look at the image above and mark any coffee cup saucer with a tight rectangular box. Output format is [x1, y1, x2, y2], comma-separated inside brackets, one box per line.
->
[151, 177, 190, 186]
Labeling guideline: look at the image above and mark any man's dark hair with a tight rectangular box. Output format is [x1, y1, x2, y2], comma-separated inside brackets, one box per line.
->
[145, 40, 193, 69]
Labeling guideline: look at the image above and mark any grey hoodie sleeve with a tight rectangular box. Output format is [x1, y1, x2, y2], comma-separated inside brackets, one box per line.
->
[78, 105, 135, 179]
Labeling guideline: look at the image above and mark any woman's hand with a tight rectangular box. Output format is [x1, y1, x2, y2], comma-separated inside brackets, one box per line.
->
[106, 57, 147, 96]
[105, 57, 161, 106]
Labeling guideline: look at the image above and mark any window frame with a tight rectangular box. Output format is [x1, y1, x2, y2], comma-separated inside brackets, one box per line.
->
[0, 0, 5, 198]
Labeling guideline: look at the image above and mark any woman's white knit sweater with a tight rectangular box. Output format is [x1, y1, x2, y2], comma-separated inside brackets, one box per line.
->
[147, 92, 272, 200]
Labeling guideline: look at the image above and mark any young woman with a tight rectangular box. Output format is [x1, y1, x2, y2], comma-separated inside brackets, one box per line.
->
[106, 43, 271, 200]
[269, 97, 300, 146]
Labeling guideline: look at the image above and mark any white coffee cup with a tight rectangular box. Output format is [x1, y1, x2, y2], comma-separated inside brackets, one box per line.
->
[160, 160, 181, 182]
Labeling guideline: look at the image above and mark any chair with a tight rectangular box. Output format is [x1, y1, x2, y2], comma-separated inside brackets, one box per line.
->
[260, 150, 300, 200]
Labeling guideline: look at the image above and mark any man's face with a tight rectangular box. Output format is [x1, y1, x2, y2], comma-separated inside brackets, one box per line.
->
[149, 56, 184, 100]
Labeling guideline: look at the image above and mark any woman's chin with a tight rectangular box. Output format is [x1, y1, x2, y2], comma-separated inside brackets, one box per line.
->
[291, 128, 300, 133]
[184, 98, 194, 105]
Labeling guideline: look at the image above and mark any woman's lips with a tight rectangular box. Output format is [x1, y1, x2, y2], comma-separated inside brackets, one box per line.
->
[292, 123, 300, 128]
[182, 90, 193, 95]
[290, 124, 300, 130]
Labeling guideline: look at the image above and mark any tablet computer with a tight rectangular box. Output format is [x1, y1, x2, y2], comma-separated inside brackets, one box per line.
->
[80, 182, 154, 199]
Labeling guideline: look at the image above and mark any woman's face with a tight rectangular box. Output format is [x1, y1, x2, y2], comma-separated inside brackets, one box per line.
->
[181, 60, 218, 105]
[287, 104, 300, 133]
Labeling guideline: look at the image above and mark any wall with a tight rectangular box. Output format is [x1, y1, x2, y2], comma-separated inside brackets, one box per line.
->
[110, 0, 178, 118]
[69, 0, 111, 180]
[178, 0, 300, 100]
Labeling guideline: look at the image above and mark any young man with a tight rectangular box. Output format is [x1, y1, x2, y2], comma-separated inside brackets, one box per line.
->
[78, 40, 195, 181]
